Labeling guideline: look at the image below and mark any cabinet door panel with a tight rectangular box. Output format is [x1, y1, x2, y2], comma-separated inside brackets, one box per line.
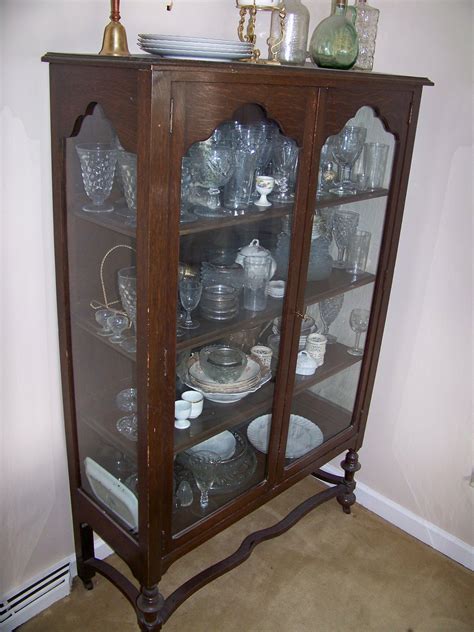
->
[168, 82, 317, 540]
[275, 103, 404, 475]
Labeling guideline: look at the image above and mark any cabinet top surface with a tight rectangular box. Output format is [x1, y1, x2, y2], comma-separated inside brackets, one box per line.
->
[42, 53, 433, 87]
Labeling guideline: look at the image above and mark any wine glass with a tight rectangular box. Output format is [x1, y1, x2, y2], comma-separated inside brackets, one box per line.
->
[329, 126, 367, 195]
[347, 308, 370, 356]
[107, 313, 129, 344]
[189, 144, 235, 216]
[271, 135, 299, 204]
[179, 278, 203, 330]
[118, 266, 137, 353]
[333, 210, 359, 268]
[188, 450, 222, 509]
[319, 295, 344, 344]
[76, 143, 118, 212]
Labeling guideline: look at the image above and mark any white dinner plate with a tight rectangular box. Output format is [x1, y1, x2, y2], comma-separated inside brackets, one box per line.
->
[187, 431, 236, 460]
[138, 38, 252, 53]
[139, 46, 252, 61]
[139, 34, 253, 47]
[247, 414, 324, 459]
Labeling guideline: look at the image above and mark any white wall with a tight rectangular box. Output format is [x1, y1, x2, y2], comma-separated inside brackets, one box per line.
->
[1, 0, 472, 597]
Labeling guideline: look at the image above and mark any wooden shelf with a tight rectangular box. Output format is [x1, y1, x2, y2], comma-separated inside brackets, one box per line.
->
[73, 207, 136, 238]
[174, 341, 361, 454]
[316, 188, 389, 209]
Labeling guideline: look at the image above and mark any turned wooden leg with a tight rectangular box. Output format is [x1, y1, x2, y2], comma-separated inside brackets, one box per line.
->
[76, 523, 95, 590]
[337, 449, 361, 515]
[136, 585, 165, 631]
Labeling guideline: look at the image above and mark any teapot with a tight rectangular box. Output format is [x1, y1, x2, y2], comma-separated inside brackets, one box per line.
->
[235, 239, 277, 279]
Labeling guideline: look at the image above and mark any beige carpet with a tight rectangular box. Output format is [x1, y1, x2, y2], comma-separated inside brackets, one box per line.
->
[20, 478, 474, 632]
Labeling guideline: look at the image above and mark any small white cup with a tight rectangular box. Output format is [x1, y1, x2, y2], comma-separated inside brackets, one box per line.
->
[181, 391, 204, 419]
[305, 333, 327, 367]
[174, 400, 191, 429]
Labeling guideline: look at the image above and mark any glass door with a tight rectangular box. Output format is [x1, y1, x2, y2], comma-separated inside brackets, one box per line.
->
[170, 103, 304, 535]
[65, 104, 140, 535]
[278, 106, 396, 470]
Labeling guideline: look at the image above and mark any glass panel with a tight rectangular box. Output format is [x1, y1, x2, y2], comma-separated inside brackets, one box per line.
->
[65, 105, 139, 535]
[172, 108, 299, 534]
[284, 106, 395, 467]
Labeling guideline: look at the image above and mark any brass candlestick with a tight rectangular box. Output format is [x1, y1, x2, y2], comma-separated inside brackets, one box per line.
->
[99, 0, 131, 56]
[236, 1, 286, 64]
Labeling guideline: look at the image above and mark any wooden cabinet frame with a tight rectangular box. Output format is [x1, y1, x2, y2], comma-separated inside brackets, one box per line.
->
[44, 53, 432, 631]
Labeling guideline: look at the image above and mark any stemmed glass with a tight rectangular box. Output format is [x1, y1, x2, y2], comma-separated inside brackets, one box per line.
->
[329, 126, 367, 195]
[333, 210, 359, 268]
[118, 266, 137, 353]
[271, 135, 299, 204]
[115, 387, 138, 442]
[107, 313, 129, 344]
[188, 450, 222, 510]
[179, 278, 203, 330]
[319, 295, 344, 344]
[95, 308, 116, 336]
[189, 144, 235, 217]
[348, 308, 370, 356]
[76, 143, 118, 212]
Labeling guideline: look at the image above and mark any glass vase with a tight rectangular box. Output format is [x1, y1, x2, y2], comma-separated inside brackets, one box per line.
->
[353, 0, 379, 71]
[270, 0, 310, 65]
[309, 0, 358, 70]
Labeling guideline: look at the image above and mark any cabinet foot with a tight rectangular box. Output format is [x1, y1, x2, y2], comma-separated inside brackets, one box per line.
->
[76, 523, 96, 589]
[136, 585, 165, 632]
[337, 449, 361, 514]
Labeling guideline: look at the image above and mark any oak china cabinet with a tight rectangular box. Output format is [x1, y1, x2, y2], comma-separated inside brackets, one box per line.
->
[43, 52, 431, 631]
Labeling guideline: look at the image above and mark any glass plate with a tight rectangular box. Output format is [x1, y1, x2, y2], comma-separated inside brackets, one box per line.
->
[247, 414, 324, 459]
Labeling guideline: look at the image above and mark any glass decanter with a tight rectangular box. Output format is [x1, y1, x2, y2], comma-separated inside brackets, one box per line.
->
[353, 0, 380, 71]
[309, 0, 358, 70]
[270, 0, 310, 65]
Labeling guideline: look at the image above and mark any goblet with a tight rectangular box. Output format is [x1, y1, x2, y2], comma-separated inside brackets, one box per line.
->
[189, 144, 235, 216]
[179, 278, 203, 330]
[348, 308, 370, 356]
[107, 313, 129, 344]
[333, 210, 359, 268]
[118, 266, 137, 353]
[175, 400, 191, 430]
[254, 176, 275, 207]
[76, 143, 118, 212]
[271, 135, 299, 204]
[95, 308, 116, 336]
[319, 295, 344, 344]
[117, 151, 137, 226]
[188, 450, 222, 509]
[116, 387, 138, 440]
[329, 126, 367, 195]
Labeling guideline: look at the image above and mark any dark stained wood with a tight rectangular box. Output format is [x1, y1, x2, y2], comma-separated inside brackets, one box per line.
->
[44, 53, 432, 626]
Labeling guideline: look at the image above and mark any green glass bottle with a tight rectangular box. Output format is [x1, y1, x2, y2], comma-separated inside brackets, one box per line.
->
[309, 0, 359, 70]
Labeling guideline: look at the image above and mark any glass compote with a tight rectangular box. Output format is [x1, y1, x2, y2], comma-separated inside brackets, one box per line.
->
[271, 135, 299, 204]
[188, 450, 222, 510]
[95, 308, 116, 336]
[179, 278, 203, 330]
[347, 308, 370, 356]
[189, 144, 235, 217]
[118, 266, 137, 353]
[76, 143, 118, 212]
[329, 126, 367, 195]
[333, 209, 359, 268]
[319, 294, 344, 344]
[117, 151, 137, 226]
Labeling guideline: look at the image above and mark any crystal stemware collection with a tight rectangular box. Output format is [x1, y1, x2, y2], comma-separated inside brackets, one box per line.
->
[83, 115, 387, 517]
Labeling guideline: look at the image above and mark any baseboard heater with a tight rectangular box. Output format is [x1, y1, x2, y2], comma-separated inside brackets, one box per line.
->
[0, 563, 71, 631]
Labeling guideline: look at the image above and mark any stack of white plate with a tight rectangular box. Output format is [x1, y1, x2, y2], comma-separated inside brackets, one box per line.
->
[266, 280, 286, 299]
[138, 34, 254, 62]
[184, 355, 271, 403]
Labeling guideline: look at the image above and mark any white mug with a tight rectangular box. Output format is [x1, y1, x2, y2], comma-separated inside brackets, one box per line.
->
[181, 391, 204, 419]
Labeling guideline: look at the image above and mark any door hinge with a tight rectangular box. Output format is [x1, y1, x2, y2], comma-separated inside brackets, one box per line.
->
[169, 98, 174, 134]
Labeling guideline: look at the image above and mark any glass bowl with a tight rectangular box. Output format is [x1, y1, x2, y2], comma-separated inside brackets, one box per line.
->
[199, 344, 248, 384]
